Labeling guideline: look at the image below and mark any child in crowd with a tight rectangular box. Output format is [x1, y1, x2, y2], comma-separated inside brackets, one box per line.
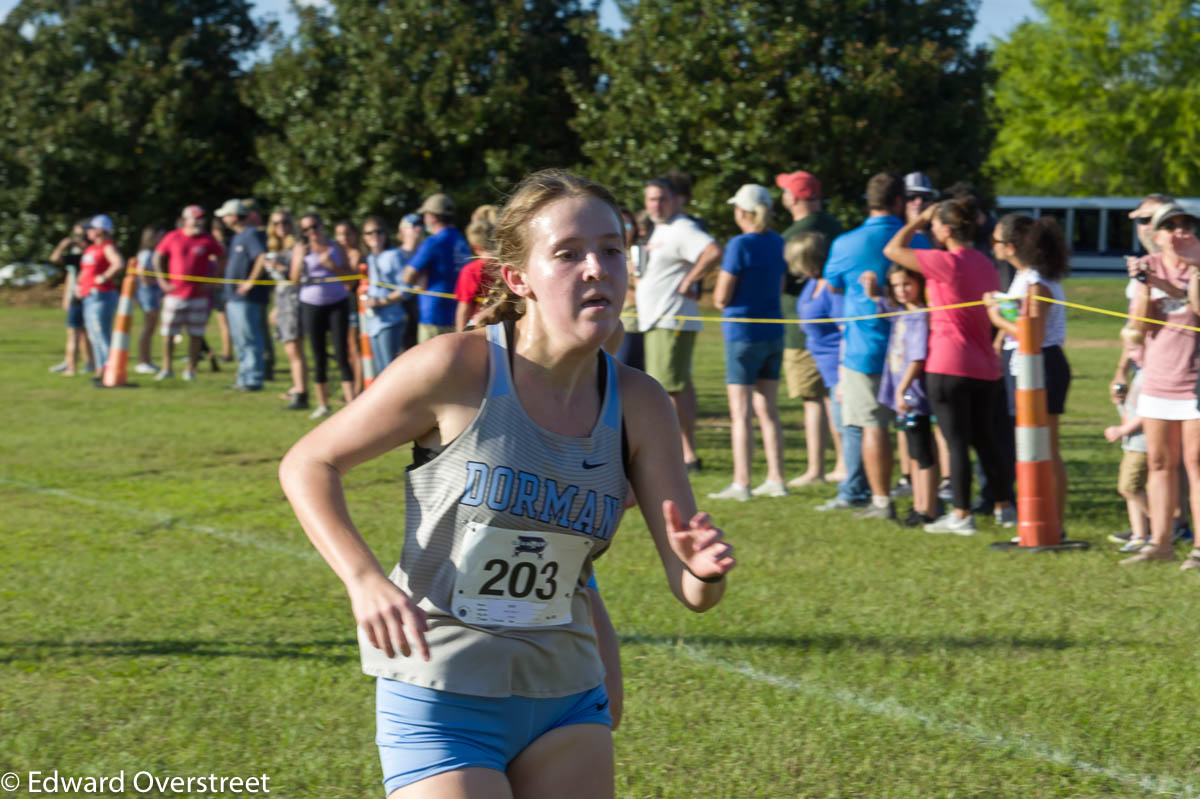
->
[861, 264, 938, 526]
[1104, 326, 1149, 552]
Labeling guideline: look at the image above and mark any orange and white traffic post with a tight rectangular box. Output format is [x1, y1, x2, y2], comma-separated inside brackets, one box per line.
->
[101, 269, 138, 387]
[359, 293, 377, 390]
[993, 288, 1087, 551]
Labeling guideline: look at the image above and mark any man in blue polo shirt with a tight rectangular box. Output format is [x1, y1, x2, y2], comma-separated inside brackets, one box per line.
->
[403, 193, 471, 342]
[217, 198, 269, 391]
[817, 172, 929, 517]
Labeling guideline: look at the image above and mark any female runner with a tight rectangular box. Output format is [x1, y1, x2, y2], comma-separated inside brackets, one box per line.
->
[280, 169, 734, 798]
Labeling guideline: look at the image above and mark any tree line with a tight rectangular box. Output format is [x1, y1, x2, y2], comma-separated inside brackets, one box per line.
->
[3, 0, 1184, 265]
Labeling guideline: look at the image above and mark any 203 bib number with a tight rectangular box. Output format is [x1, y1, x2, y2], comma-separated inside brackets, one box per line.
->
[452, 523, 593, 628]
[479, 559, 559, 600]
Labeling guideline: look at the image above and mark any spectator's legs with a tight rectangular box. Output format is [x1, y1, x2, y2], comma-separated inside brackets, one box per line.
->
[726, 384, 754, 487]
[751, 379, 785, 485]
[328, 297, 355, 403]
[837, 424, 869, 503]
[1143, 418, 1181, 552]
[675, 381, 698, 465]
[862, 426, 892, 500]
[824, 395, 845, 480]
[797, 399, 827, 481]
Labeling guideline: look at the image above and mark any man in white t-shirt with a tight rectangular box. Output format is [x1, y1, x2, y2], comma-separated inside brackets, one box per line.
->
[636, 177, 723, 471]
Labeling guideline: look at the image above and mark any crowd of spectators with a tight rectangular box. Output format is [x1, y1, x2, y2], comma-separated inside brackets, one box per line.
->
[48, 172, 1200, 567]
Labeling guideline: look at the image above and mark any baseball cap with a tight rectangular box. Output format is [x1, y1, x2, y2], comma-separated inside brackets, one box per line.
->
[417, 193, 455, 216]
[727, 184, 773, 212]
[903, 172, 936, 197]
[1150, 202, 1198, 231]
[181, 205, 205, 220]
[1129, 193, 1174, 220]
[215, 199, 247, 218]
[401, 213, 424, 228]
[775, 171, 820, 201]
[87, 214, 114, 233]
[241, 198, 262, 214]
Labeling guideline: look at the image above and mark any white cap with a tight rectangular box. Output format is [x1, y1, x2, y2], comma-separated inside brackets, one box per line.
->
[87, 214, 114, 233]
[727, 184, 772, 212]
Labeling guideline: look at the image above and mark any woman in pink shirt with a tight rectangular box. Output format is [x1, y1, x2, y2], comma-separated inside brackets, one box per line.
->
[1123, 203, 1200, 566]
[884, 197, 1011, 535]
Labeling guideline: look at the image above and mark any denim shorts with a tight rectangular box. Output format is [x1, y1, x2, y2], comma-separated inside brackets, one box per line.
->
[66, 298, 84, 329]
[376, 679, 611, 795]
[136, 282, 163, 313]
[723, 337, 783, 385]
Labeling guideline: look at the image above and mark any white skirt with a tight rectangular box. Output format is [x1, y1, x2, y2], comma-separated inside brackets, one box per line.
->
[1137, 393, 1200, 421]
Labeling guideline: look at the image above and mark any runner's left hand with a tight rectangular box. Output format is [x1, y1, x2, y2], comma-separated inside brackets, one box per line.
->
[662, 500, 734, 582]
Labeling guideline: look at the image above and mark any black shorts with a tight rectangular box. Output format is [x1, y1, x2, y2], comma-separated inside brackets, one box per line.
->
[904, 415, 935, 470]
[1002, 345, 1071, 416]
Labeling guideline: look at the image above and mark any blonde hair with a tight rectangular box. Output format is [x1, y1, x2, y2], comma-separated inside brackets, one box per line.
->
[476, 169, 621, 325]
[466, 205, 498, 253]
[784, 231, 829, 279]
[741, 204, 771, 233]
[267, 208, 296, 253]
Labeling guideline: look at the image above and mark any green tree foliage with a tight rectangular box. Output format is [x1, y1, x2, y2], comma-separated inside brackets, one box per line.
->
[0, 0, 265, 261]
[989, 0, 1200, 196]
[248, 0, 595, 223]
[568, 0, 993, 235]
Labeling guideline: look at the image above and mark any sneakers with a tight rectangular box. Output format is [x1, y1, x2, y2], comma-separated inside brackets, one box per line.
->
[283, 392, 310, 411]
[815, 496, 867, 512]
[154, 369, 175, 381]
[853, 502, 896, 521]
[708, 484, 751, 502]
[1181, 549, 1200, 572]
[937, 479, 953, 502]
[1119, 538, 1150, 554]
[182, 368, 196, 382]
[48, 361, 68, 373]
[751, 481, 788, 498]
[787, 474, 824, 488]
[309, 404, 331, 420]
[994, 505, 1017, 528]
[890, 477, 912, 498]
[900, 509, 936, 528]
[1108, 529, 1133, 545]
[133, 361, 158, 375]
[924, 513, 978, 535]
[1120, 546, 1176, 565]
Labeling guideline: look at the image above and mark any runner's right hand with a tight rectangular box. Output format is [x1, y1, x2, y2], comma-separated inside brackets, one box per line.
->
[348, 572, 430, 661]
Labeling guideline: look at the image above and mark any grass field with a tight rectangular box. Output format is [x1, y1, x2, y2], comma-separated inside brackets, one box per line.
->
[4, 278, 1200, 799]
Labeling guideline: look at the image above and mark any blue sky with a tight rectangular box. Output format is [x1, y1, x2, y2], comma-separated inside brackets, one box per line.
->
[2, 0, 1041, 47]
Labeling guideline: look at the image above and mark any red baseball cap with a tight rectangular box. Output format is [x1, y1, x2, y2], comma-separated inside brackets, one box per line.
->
[775, 171, 821, 201]
[181, 205, 205, 220]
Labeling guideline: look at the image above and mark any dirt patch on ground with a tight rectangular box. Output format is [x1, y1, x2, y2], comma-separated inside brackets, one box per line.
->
[1, 283, 62, 308]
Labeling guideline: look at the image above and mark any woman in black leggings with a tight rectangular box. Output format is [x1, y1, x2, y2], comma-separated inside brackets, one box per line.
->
[290, 213, 357, 419]
[883, 196, 1012, 535]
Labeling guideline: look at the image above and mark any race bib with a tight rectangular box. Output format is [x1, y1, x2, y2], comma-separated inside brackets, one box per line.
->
[452, 523, 593, 628]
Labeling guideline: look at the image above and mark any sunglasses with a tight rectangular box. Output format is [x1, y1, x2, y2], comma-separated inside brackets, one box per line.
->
[363, 229, 384, 236]
[905, 194, 928, 201]
[991, 237, 1009, 246]
[301, 224, 320, 234]
[1134, 216, 1153, 225]
[1160, 218, 1196, 233]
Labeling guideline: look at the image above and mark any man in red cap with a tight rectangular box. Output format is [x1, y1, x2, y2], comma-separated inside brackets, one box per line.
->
[775, 171, 844, 486]
[153, 205, 225, 381]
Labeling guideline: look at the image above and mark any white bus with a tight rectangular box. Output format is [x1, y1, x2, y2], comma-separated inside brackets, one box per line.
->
[995, 196, 1200, 275]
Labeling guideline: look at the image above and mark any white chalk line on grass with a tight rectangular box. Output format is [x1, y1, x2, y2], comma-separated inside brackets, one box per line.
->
[0, 476, 318, 562]
[634, 636, 1200, 798]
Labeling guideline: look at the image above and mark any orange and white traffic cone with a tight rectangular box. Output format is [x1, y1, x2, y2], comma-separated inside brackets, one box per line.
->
[993, 288, 1087, 551]
[102, 271, 137, 387]
[359, 293, 377, 390]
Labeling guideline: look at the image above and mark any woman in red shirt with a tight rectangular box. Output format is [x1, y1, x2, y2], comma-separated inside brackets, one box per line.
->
[78, 214, 124, 382]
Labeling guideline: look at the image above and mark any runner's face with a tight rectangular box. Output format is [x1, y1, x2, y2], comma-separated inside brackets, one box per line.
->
[517, 195, 627, 343]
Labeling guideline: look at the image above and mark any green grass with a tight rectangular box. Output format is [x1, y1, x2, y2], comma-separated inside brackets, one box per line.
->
[3, 278, 1199, 798]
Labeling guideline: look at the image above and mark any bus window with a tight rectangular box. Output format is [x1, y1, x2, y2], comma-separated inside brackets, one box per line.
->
[1106, 210, 1136, 254]
[1073, 209, 1100, 252]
